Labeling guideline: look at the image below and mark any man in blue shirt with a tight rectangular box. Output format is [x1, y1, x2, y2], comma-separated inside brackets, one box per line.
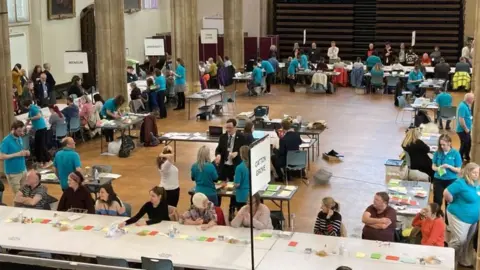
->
[0, 121, 29, 196]
[435, 89, 453, 129]
[61, 97, 79, 129]
[456, 93, 474, 162]
[53, 137, 82, 191]
[407, 65, 425, 97]
[288, 55, 300, 92]
[257, 58, 275, 94]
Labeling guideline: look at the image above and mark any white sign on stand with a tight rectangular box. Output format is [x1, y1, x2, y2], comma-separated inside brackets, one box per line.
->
[200, 29, 218, 44]
[411, 31, 416, 47]
[144, 38, 165, 56]
[64, 52, 89, 74]
[250, 136, 271, 194]
[303, 29, 306, 45]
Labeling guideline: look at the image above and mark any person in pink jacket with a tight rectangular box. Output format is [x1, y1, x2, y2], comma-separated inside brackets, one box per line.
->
[231, 193, 273, 230]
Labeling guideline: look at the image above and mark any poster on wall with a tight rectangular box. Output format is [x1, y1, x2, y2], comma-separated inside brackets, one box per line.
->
[200, 29, 218, 44]
[64, 51, 88, 73]
[144, 38, 165, 56]
[250, 136, 271, 194]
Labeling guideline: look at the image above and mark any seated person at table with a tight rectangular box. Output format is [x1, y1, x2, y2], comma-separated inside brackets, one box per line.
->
[251, 63, 263, 93]
[126, 66, 138, 83]
[366, 51, 382, 71]
[14, 170, 49, 209]
[407, 65, 425, 97]
[421, 53, 432, 67]
[361, 192, 396, 242]
[315, 57, 329, 72]
[370, 63, 384, 81]
[48, 105, 65, 134]
[129, 82, 145, 103]
[243, 121, 255, 145]
[455, 57, 471, 73]
[352, 57, 364, 70]
[68, 75, 84, 98]
[412, 202, 445, 247]
[57, 171, 95, 214]
[179, 192, 217, 230]
[272, 120, 302, 181]
[406, 46, 419, 66]
[434, 58, 451, 81]
[120, 186, 170, 227]
[100, 95, 125, 142]
[401, 128, 434, 179]
[435, 88, 453, 129]
[231, 193, 273, 230]
[313, 197, 342, 236]
[61, 97, 79, 128]
[234, 146, 250, 209]
[95, 184, 127, 216]
[391, 58, 404, 71]
[191, 146, 219, 206]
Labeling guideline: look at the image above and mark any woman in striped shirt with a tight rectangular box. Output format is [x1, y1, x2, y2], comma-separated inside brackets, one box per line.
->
[314, 197, 342, 236]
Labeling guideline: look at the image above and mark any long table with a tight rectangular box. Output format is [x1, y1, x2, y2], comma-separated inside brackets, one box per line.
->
[96, 114, 146, 154]
[0, 206, 454, 270]
[186, 89, 224, 120]
[15, 104, 68, 130]
[326, 63, 471, 74]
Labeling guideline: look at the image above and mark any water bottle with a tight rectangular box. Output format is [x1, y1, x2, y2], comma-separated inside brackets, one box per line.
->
[168, 225, 175, 238]
[94, 169, 99, 183]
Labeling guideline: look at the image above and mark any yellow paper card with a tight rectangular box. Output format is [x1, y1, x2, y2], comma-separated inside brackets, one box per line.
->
[356, 252, 366, 258]
[178, 234, 189, 240]
[254, 237, 265, 241]
[5, 219, 12, 223]
[102, 227, 109, 232]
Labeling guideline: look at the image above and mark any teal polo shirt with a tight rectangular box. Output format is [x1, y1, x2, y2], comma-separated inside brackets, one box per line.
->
[28, 105, 46, 130]
[435, 92, 452, 108]
[288, 59, 299, 75]
[155, 75, 167, 91]
[175, 65, 186, 85]
[456, 101, 472, 132]
[366, 55, 381, 70]
[191, 162, 218, 196]
[53, 148, 81, 190]
[234, 161, 250, 203]
[300, 54, 308, 69]
[252, 67, 263, 85]
[447, 178, 480, 224]
[432, 149, 462, 180]
[261, 60, 275, 74]
[407, 71, 423, 87]
[0, 133, 26, 174]
[101, 98, 117, 118]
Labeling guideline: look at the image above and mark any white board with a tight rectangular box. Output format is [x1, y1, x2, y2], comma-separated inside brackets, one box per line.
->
[64, 52, 89, 74]
[303, 29, 306, 45]
[144, 38, 165, 56]
[9, 33, 28, 74]
[202, 16, 224, 35]
[201, 29, 218, 44]
[250, 136, 271, 194]
[411, 31, 416, 47]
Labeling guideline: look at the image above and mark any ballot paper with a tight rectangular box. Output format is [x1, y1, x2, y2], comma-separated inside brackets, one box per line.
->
[98, 173, 122, 179]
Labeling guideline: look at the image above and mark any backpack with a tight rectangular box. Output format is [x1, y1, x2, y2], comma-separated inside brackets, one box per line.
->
[414, 110, 431, 127]
[118, 135, 135, 158]
[149, 132, 160, 147]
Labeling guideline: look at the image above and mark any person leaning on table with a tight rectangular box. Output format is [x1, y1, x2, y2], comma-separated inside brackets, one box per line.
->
[231, 193, 273, 230]
[100, 94, 126, 143]
[57, 171, 95, 214]
[361, 192, 397, 242]
[14, 170, 49, 210]
[0, 120, 29, 195]
[411, 202, 445, 247]
[406, 65, 425, 97]
[443, 163, 480, 267]
[120, 186, 170, 227]
[179, 192, 217, 230]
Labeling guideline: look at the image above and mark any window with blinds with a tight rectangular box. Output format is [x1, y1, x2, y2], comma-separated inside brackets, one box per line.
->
[7, 0, 29, 24]
[143, 0, 158, 9]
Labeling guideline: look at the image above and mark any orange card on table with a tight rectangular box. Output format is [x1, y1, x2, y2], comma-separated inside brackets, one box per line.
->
[206, 237, 215, 242]
[83, 226, 94, 231]
[149, 231, 159, 236]
[386, 255, 400, 261]
[41, 219, 51, 224]
[288, 241, 298, 247]
[410, 200, 418, 206]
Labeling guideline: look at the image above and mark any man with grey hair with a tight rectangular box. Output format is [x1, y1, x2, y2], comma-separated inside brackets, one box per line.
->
[14, 170, 49, 209]
[43, 63, 56, 104]
[456, 93, 474, 162]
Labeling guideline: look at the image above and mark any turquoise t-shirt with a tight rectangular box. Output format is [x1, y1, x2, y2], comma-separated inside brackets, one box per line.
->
[432, 149, 462, 180]
[447, 178, 480, 224]
[101, 98, 117, 118]
[0, 134, 26, 174]
[300, 54, 308, 69]
[366, 55, 381, 69]
[155, 75, 167, 91]
[28, 105, 46, 130]
[435, 92, 452, 108]
[191, 162, 218, 196]
[261, 60, 275, 74]
[234, 161, 250, 203]
[370, 69, 384, 78]
[407, 71, 424, 86]
[175, 65, 186, 85]
[53, 148, 81, 190]
[288, 59, 299, 75]
[456, 101, 472, 132]
[252, 67, 263, 85]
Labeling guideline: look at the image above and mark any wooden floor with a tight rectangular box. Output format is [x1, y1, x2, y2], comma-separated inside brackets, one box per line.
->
[1, 83, 466, 238]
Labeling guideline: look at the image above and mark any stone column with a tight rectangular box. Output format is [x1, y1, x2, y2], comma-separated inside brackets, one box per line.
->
[170, 0, 200, 93]
[0, 0, 14, 136]
[224, 0, 244, 70]
[471, 3, 480, 165]
[95, 0, 127, 99]
[259, 0, 268, 37]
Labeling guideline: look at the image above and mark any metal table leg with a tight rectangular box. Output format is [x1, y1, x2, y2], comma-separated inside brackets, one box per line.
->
[174, 141, 177, 162]
[287, 200, 291, 229]
[188, 100, 191, 120]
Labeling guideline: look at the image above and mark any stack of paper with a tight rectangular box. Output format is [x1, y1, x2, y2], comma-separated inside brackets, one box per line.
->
[41, 173, 57, 181]
[284, 186, 296, 191]
[388, 186, 407, 194]
[267, 185, 281, 192]
[277, 190, 292, 197]
[98, 173, 122, 179]
[388, 179, 401, 187]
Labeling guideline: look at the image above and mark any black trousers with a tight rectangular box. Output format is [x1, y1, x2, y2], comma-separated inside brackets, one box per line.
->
[166, 188, 180, 207]
[176, 92, 185, 109]
[457, 131, 471, 161]
[271, 154, 286, 180]
[34, 128, 50, 163]
[288, 76, 296, 92]
[157, 91, 167, 118]
[219, 164, 237, 214]
[266, 73, 274, 93]
[433, 178, 455, 225]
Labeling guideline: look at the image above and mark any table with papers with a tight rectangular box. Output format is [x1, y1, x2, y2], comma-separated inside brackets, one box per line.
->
[387, 179, 431, 217]
[96, 114, 147, 154]
[185, 89, 224, 120]
[420, 132, 440, 152]
[15, 104, 68, 130]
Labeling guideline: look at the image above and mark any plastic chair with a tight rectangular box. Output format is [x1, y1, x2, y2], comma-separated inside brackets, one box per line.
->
[386, 76, 399, 93]
[141, 257, 174, 270]
[92, 165, 113, 173]
[123, 202, 132, 217]
[285, 150, 308, 184]
[439, 106, 456, 127]
[370, 73, 385, 94]
[396, 96, 415, 124]
[97, 256, 129, 267]
[55, 122, 68, 139]
[68, 116, 85, 142]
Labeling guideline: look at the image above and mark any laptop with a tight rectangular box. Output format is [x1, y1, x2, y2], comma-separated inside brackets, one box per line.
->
[208, 126, 223, 137]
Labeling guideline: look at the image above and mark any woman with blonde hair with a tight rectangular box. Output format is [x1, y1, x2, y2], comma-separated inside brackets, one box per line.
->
[157, 145, 179, 207]
[401, 128, 433, 179]
[314, 197, 342, 236]
[444, 162, 480, 267]
[191, 146, 219, 206]
[234, 146, 250, 210]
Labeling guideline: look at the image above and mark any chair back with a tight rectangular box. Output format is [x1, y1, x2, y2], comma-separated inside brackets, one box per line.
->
[286, 150, 307, 169]
[22, 135, 30, 151]
[440, 106, 456, 118]
[386, 76, 399, 87]
[69, 116, 81, 132]
[123, 202, 132, 217]
[371, 73, 384, 86]
[397, 96, 407, 108]
[97, 257, 129, 267]
[141, 257, 174, 270]
[92, 165, 113, 173]
[55, 122, 68, 138]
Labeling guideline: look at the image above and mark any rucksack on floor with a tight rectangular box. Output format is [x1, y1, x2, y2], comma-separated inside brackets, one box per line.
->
[119, 135, 135, 158]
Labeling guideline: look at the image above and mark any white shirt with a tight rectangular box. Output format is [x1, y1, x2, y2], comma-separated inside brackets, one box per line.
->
[462, 46, 472, 59]
[224, 60, 232, 67]
[225, 133, 236, 166]
[327, 47, 339, 60]
[159, 160, 179, 190]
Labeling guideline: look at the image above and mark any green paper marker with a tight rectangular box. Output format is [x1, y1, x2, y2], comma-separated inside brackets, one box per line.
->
[371, 253, 381, 260]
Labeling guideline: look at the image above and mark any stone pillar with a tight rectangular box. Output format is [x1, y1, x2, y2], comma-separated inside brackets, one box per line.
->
[471, 3, 480, 165]
[259, 0, 268, 37]
[95, 0, 127, 99]
[170, 0, 200, 93]
[0, 0, 14, 136]
[224, 0, 244, 70]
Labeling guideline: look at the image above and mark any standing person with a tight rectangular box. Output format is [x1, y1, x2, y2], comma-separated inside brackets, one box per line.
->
[34, 73, 51, 107]
[157, 146, 180, 207]
[100, 95, 125, 142]
[233, 146, 250, 210]
[12, 64, 23, 96]
[444, 163, 480, 267]
[173, 58, 186, 110]
[120, 186, 170, 227]
[366, 43, 375, 58]
[24, 100, 51, 168]
[207, 58, 218, 88]
[327, 41, 339, 63]
[430, 46, 441, 65]
[308, 42, 321, 63]
[43, 63, 56, 104]
[314, 197, 342, 236]
[20, 80, 35, 109]
[30, 65, 42, 83]
[398, 43, 406, 64]
[383, 42, 395, 65]
[0, 121, 29, 195]
[53, 137, 82, 191]
[461, 41, 473, 65]
[258, 58, 275, 94]
[192, 146, 219, 206]
[361, 192, 397, 242]
[146, 77, 158, 114]
[432, 134, 462, 224]
[456, 93, 474, 162]
[406, 46, 419, 65]
[154, 69, 167, 118]
[292, 42, 299, 56]
[287, 55, 300, 92]
[57, 171, 95, 213]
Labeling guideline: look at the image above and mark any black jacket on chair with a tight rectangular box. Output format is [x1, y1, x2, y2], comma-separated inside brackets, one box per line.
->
[215, 131, 247, 166]
[402, 140, 434, 178]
